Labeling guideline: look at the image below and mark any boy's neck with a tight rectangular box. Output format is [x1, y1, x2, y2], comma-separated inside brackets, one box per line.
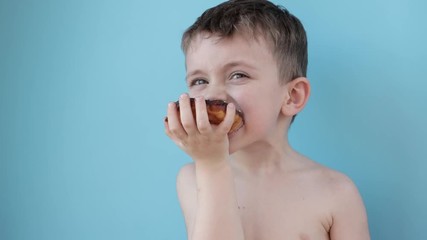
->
[231, 137, 299, 175]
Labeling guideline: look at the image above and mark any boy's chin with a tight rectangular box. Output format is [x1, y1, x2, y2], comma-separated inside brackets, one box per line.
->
[228, 133, 244, 155]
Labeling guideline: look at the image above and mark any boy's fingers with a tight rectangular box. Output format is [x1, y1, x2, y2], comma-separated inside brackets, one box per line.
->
[219, 103, 236, 134]
[195, 96, 211, 134]
[164, 117, 170, 135]
[166, 101, 187, 139]
[178, 94, 197, 135]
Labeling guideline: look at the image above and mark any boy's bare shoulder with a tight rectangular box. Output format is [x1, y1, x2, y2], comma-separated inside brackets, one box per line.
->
[176, 163, 196, 195]
[294, 155, 362, 200]
[297, 157, 370, 238]
[294, 155, 367, 221]
[176, 163, 197, 231]
[177, 163, 196, 181]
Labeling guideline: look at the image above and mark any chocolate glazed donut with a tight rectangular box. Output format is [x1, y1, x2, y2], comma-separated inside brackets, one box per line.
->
[166, 98, 244, 134]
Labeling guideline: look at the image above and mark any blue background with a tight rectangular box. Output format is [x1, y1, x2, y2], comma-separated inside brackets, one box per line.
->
[1, 0, 426, 239]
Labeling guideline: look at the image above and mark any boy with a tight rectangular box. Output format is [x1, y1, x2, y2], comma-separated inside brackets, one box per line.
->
[164, 0, 370, 239]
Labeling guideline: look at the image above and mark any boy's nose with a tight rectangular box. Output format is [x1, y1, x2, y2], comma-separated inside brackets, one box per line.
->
[204, 84, 228, 101]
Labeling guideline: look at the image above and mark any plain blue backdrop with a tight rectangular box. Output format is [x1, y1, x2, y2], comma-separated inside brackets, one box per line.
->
[1, 0, 426, 239]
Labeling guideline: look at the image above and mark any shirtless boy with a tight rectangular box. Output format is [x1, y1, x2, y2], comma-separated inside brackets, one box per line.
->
[164, 0, 370, 239]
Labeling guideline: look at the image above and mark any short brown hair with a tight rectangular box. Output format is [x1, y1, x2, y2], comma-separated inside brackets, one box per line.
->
[182, 0, 308, 83]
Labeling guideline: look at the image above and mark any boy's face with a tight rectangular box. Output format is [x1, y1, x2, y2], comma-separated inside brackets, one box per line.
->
[185, 33, 289, 153]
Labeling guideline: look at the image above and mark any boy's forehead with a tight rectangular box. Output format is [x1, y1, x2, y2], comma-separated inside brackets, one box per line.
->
[185, 32, 222, 53]
[185, 31, 272, 56]
[184, 32, 278, 74]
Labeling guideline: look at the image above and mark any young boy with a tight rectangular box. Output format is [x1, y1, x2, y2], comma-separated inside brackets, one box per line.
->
[164, 1, 370, 239]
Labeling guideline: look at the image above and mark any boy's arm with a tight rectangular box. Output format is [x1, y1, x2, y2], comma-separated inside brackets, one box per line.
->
[168, 95, 244, 240]
[329, 175, 370, 240]
[177, 161, 244, 240]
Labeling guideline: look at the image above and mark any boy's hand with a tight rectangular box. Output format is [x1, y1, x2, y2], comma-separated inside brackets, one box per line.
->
[164, 94, 236, 165]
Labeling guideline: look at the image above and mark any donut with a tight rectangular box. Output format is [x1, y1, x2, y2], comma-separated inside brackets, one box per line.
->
[166, 98, 244, 133]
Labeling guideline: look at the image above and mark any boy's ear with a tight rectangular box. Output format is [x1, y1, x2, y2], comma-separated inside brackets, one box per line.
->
[281, 77, 310, 117]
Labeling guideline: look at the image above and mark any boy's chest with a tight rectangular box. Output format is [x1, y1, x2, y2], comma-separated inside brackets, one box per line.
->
[234, 178, 332, 240]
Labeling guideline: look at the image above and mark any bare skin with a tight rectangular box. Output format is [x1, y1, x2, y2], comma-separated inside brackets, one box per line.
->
[166, 33, 370, 240]
[177, 151, 369, 240]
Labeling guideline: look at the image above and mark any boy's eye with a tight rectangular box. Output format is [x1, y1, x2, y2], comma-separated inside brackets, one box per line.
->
[190, 79, 208, 86]
[230, 72, 248, 79]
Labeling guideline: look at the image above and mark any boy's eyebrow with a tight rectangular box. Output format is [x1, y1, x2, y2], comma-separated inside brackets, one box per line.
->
[223, 61, 257, 71]
[186, 60, 256, 79]
[186, 70, 204, 80]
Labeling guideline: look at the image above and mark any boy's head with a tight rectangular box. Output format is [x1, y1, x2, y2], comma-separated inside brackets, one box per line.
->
[182, 0, 308, 83]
